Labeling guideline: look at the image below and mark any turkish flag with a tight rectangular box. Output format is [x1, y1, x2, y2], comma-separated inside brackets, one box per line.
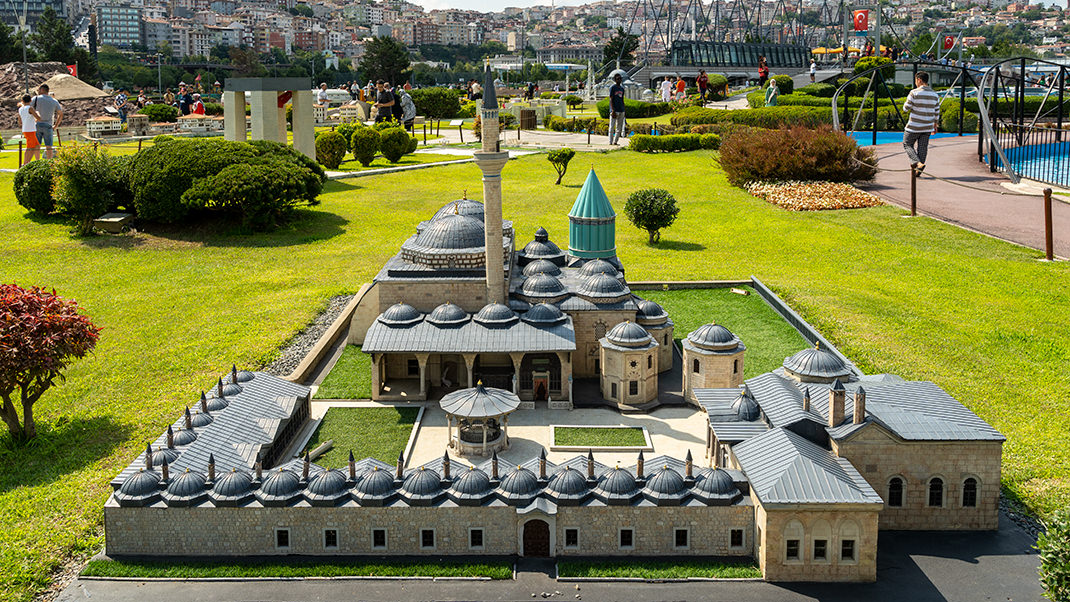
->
[277, 91, 292, 108]
[66, 64, 77, 77]
[853, 10, 869, 32]
[943, 35, 955, 50]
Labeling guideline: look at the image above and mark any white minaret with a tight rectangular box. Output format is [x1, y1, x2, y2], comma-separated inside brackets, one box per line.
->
[475, 60, 508, 305]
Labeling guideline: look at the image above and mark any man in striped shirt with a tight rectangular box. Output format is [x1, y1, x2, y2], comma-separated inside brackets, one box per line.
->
[902, 71, 940, 173]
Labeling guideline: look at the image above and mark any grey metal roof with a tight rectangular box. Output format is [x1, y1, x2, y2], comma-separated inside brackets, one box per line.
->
[520, 273, 568, 297]
[687, 323, 741, 350]
[731, 385, 762, 421]
[559, 295, 637, 312]
[593, 467, 640, 505]
[709, 421, 769, 443]
[450, 467, 492, 505]
[400, 466, 445, 505]
[378, 302, 423, 326]
[579, 259, 620, 278]
[635, 299, 669, 325]
[411, 213, 485, 251]
[362, 311, 575, 354]
[522, 303, 567, 325]
[642, 465, 687, 504]
[578, 272, 629, 298]
[733, 428, 883, 506]
[545, 466, 589, 504]
[439, 384, 521, 419]
[432, 198, 484, 222]
[497, 466, 540, 503]
[782, 345, 852, 380]
[474, 303, 519, 326]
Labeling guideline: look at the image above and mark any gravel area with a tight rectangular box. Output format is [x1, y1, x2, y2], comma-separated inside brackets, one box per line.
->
[1001, 495, 1045, 542]
[262, 294, 355, 377]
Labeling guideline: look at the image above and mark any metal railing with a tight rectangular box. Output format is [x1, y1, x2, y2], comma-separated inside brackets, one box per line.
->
[670, 41, 811, 69]
[991, 122, 1070, 188]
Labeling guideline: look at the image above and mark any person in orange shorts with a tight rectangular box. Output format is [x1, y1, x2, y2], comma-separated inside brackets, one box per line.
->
[18, 94, 41, 167]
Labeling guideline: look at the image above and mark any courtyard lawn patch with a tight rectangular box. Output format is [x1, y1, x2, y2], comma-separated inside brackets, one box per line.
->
[638, 287, 807, 378]
[557, 559, 761, 579]
[80, 558, 513, 579]
[305, 407, 418, 467]
[315, 345, 372, 399]
[2, 148, 1070, 601]
[554, 426, 647, 447]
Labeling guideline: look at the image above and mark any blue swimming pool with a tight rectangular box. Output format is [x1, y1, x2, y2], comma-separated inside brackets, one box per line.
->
[849, 131, 964, 146]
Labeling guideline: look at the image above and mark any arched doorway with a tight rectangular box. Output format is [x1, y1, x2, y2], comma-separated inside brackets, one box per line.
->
[523, 520, 551, 557]
[534, 381, 548, 401]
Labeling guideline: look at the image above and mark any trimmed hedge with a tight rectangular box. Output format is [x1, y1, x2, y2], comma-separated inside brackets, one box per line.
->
[795, 83, 836, 98]
[351, 127, 381, 166]
[719, 126, 877, 185]
[181, 159, 319, 230]
[629, 133, 719, 153]
[747, 92, 902, 110]
[379, 127, 414, 163]
[939, 99, 979, 133]
[203, 102, 223, 116]
[764, 74, 794, 95]
[315, 131, 347, 169]
[596, 98, 673, 119]
[672, 106, 834, 128]
[138, 104, 179, 122]
[854, 56, 896, 81]
[13, 159, 55, 214]
[335, 122, 361, 152]
[411, 87, 461, 119]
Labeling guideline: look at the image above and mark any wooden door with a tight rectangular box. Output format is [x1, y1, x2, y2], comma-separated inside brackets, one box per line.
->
[523, 520, 551, 557]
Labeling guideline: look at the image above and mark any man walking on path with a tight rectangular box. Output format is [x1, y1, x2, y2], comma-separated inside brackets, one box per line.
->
[697, 69, 709, 104]
[608, 72, 626, 145]
[659, 78, 672, 103]
[18, 95, 41, 167]
[32, 84, 62, 160]
[902, 71, 940, 173]
[810, 59, 817, 83]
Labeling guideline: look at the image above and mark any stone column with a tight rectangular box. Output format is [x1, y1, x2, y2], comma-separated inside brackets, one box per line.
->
[462, 353, 477, 388]
[291, 89, 315, 160]
[371, 354, 381, 400]
[446, 415, 453, 448]
[276, 97, 288, 144]
[557, 351, 572, 402]
[416, 353, 430, 400]
[482, 418, 488, 456]
[509, 352, 524, 395]
[223, 90, 246, 141]
[248, 90, 278, 142]
[503, 414, 509, 447]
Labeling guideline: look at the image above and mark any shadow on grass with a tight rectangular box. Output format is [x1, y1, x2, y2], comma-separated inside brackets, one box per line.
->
[654, 240, 706, 251]
[0, 414, 130, 494]
[22, 212, 70, 226]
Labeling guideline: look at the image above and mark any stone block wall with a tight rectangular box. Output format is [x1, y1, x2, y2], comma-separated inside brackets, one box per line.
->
[568, 309, 635, 377]
[832, 430, 1002, 530]
[554, 505, 754, 557]
[599, 347, 658, 405]
[644, 323, 675, 373]
[756, 504, 880, 582]
[377, 280, 487, 313]
[683, 346, 745, 402]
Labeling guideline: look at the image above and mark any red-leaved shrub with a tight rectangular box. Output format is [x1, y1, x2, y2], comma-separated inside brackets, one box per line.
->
[717, 126, 878, 186]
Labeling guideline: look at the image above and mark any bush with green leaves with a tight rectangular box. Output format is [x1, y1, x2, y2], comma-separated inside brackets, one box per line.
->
[718, 125, 877, 186]
[351, 127, 381, 166]
[457, 101, 477, 118]
[854, 56, 896, 81]
[410, 87, 460, 119]
[706, 74, 730, 100]
[623, 188, 680, 244]
[137, 103, 179, 122]
[315, 131, 348, 169]
[672, 105, 834, 129]
[1039, 508, 1070, 602]
[379, 127, 414, 163]
[203, 102, 223, 116]
[181, 158, 321, 230]
[52, 146, 119, 235]
[939, 99, 979, 133]
[335, 122, 362, 152]
[765, 74, 793, 95]
[13, 159, 55, 215]
[596, 98, 673, 119]
[563, 95, 583, 110]
[547, 148, 575, 185]
[796, 83, 837, 97]
[627, 133, 717, 153]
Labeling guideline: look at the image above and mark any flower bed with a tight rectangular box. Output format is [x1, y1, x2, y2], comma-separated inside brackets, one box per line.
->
[745, 181, 882, 211]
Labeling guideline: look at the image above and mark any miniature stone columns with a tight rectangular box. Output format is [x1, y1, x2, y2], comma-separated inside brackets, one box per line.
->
[415, 353, 430, 400]
[222, 90, 246, 141]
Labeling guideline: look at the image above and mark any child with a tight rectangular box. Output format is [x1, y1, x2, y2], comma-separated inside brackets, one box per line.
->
[18, 95, 41, 167]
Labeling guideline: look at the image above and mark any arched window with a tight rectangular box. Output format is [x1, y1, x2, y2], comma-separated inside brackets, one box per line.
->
[783, 519, 804, 562]
[962, 478, 978, 507]
[663, 334, 668, 345]
[928, 478, 944, 507]
[810, 519, 831, 562]
[887, 477, 904, 507]
[733, 359, 739, 374]
[838, 520, 859, 563]
[692, 359, 700, 374]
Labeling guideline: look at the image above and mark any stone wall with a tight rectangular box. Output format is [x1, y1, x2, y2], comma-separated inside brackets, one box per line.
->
[554, 505, 754, 557]
[832, 427, 1002, 530]
[755, 503, 880, 582]
[682, 346, 745, 402]
[600, 346, 659, 405]
[568, 309, 635, 377]
[644, 323, 675, 373]
[377, 280, 487, 313]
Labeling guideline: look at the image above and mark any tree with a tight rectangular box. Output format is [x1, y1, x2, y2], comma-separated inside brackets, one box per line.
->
[1038, 509, 1070, 602]
[0, 284, 100, 442]
[0, 21, 20, 64]
[623, 188, 680, 244]
[30, 7, 74, 63]
[547, 148, 575, 185]
[358, 36, 410, 85]
[604, 27, 639, 67]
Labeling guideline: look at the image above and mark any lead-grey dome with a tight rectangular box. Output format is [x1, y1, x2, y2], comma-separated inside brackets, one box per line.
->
[202, 392, 228, 411]
[227, 369, 255, 383]
[212, 469, 253, 496]
[523, 303, 566, 325]
[172, 428, 197, 446]
[782, 345, 851, 381]
[150, 447, 180, 466]
[414, 214, 485, 250]
[119, 469, 161, 497]
[546, 467, 589, 504]
[520, 273, 567, 298]
[401, 466, 443, 505]
[353, 466, 396, 505]
[433, 198, 485, 222]
[307, 469, 348, 496]
[693, 467, 740, 504]
[731, 385, 761, 421]
[521, 227, 564, 260]
[645, 465, 685, 495]
[189, 411, 213, 428]
[474, 303, 518, 326]
[578, 272, 628, 299]
[497, 466, 539, 502]
[427, 302, 469, 326]
[167, 468, 207, 497]
[606, 321, 652, 347]
[522, 259, 562, 277]
[636, 300, 669, 325]
[260, 468, 301, 497]
[579, 259, 620, 278]
[450, 467, 491, 505]
[594, 466, 639, 504]
[688, 323, 740, 350]
[378, 302, 422, 327]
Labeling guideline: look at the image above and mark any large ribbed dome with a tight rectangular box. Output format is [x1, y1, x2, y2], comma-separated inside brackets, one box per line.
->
[413, 214, 485, 250]
[474, 303, 518, 326]
[378, 302, 422, 327]
[172, 428, 197, 446]
[212, 469, 253, 497]
[307, 469, 348, 497]
[546, 466, 589, 502]
[731, 385, 761, 421]
[522, 259, 562, 277]
[450, 467, 491, 504]
[260, 468, 301, 497]
[150, 447, 180, 467]
[688, 323, 740, 350]
[401, 466, 443, 500]
[497, 466, 540, 501]
[594, 466, 639, 504]
[166, 468, 207, 500]
[606, 321, 652, 347]
[523, 303, 566, 325]
[694, 468, 738, 502]
[427, 302, 469, 326]
[578, 272, 628, 299]
[645, 465, 686, 495]
[579, 259, 620, 278]
[354, 466, 396, 499]
[119, 469, 160, 497]
[189, 411, 213, 428]
[783, 344, 851, 381]
[433, 198, 485, 222]
[520, 273, 567, 298]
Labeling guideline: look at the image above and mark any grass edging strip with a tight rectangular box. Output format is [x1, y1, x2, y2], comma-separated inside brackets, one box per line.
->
[556, 576, 765, 582]
[79, 575, 491, 582]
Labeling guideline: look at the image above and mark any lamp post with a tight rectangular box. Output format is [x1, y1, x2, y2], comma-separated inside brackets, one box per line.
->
[156, 52, 162, 94]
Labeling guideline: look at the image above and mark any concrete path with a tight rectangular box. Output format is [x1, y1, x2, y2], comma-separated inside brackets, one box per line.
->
[859, 135, 1070, 259]
[55, 512, 1041, 602]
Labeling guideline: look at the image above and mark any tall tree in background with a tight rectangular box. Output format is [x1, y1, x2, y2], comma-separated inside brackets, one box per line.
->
[29, 7, 98, 82]
[0, 21, 21, 63]
[604, 27, 639, 68]
[358, 36, 411, 85]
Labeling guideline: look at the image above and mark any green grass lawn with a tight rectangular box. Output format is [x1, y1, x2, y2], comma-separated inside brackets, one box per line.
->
[330, 152, 470, 173]
[81, 558, 512, 579]
[557, 559, 761, 579]
[315, 345, 372, 399]
[305, 407, 418, 467]
[639, 287, 808, 378]
[554, 426, 646, 447]
[2, 148, 1069, 601]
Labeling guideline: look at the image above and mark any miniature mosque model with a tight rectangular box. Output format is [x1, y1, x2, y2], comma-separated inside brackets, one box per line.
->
[104, 64, 1005, 583]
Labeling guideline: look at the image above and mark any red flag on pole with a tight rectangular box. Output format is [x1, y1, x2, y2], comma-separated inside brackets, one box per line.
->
[943, 35, 955, 50]
[66, 64, 77, 77]
[853, 10, 869, 32]
[194, 73, 202, 82]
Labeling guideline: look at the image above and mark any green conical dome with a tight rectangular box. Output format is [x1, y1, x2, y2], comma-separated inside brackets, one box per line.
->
[568, 169, 616, 259]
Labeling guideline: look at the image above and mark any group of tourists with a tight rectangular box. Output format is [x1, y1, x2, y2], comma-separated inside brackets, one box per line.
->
[370, 80, 416, 131]
[658, 76, 688, 103]
[17, 84, 62, 167]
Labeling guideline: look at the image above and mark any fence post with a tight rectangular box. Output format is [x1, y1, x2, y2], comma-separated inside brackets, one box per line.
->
[1018, 58, 1026, 128]
[989, 71, 999, 173]
[872, 71, 879, 147]
[1044, 188, 1054, 261]
[18, 140, 23, 166]
[458, 123, 464, 144]
[910, 166, 917, 217]
[423, 122, 427, 145]
[1058, 66, 1065, 143]
[138, 138, 143, 152]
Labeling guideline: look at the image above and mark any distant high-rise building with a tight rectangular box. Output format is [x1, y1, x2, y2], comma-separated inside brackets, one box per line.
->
[1, 0, 67, 30]
[96, 3, 141, 48]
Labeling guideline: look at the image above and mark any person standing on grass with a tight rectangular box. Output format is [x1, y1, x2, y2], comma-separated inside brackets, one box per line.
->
[18, 95, 41, 167]
[764, 77, 779, 106]
[659, 77, 672, 103]
[31, 84, 62, 160]
[400, 83, 416, 132]
[697, 69, 709, 104]
[608, 72, 626, 145]
[810, 59, 817, 83]
[902, 71, 940, 173]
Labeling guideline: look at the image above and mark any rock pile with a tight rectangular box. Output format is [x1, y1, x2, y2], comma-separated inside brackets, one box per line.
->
[1, 62, 112, 131]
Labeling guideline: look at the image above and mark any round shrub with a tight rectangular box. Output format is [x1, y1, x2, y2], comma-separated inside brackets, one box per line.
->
[351, 127, 381, 166]
[563, 94, 583, 110]
[335, 122, 361, 152]
[854, 56, 895, 81]
[457, 101, 477, 118]
[52, 145, 119, 235]
[718, 125, 877, 185]
[315, 131, 347, 169]
[13, 159, 55, 214]
[181, 159, 320, 230]
[766, 74, 794, 95]
[411, 87, 460, 120]
[700, 133, 721, 150]
[624, 188, 680, 244]
[379, 127, 413, 163]
[138, 103, 179, 122]
[203, 102, 223, 116]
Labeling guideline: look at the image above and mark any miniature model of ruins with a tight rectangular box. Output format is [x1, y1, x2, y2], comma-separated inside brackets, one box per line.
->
[104, 65, 1005, 583]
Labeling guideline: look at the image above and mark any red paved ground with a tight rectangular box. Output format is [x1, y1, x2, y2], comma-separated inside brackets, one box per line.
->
[859, 135, 1069, 259]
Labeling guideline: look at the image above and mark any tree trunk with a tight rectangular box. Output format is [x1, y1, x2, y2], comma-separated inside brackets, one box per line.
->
[555, 166, 565, 185]
[648, 229, 657, 244]
[0, 392, 25, 441]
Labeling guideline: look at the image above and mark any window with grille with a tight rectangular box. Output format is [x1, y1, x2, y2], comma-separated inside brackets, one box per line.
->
[629, 381, 638, 395]
[928, 478, 944, 507]
[674, 529, 689, 549]
[962, 478, 978, 507]
[888, 477, 904, 507]
[564, 528, 579, 548]
[323, 529, 338, 549]
[420, 529, 435, 549]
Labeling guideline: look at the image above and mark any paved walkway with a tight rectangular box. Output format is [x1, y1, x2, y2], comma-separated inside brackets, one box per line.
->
[859, 136, 1070, 259]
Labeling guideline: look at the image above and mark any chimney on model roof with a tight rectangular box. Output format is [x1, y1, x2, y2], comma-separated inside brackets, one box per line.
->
[853, 387, 867, 424]
[802, 387, 811, 412]
[829, 379, 846, 427]
[491, 450, 499, 481]
[636, 450, 644, 479]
